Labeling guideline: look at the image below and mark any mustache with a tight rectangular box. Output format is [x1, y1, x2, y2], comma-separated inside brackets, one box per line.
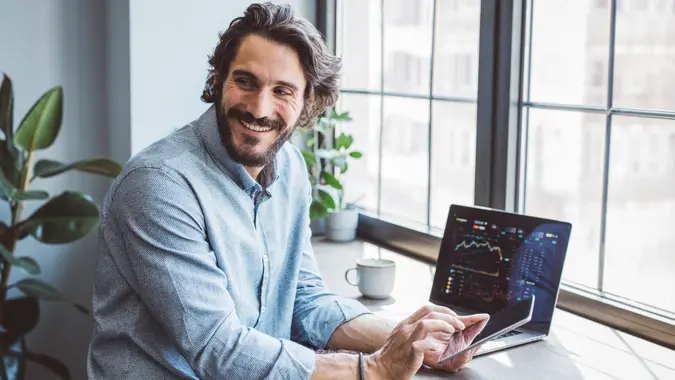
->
[227, 107, 285, 131]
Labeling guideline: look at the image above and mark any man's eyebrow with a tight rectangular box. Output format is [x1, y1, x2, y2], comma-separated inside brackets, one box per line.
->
[231, 69, 299, 92]
[232, 69, 259, 83]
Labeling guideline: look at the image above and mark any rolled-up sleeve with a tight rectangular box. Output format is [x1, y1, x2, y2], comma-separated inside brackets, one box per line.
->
[290, 191, 372, 349]
[107, 167, 316, 380]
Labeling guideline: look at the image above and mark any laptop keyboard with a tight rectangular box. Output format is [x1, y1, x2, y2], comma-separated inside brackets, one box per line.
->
[496, 330, 522, 339]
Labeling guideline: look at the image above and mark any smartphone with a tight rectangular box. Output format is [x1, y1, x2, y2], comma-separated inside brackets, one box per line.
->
[437, 296, 535, 364]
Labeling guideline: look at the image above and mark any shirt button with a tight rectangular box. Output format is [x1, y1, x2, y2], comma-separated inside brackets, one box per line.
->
[261, 306, 266, 312]
[263, 255, 268, 262]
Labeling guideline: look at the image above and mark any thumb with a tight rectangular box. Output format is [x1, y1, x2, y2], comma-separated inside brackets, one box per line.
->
[459, 313, 490, 326]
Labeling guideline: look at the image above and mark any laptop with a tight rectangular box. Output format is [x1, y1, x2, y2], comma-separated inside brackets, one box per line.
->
[428, 204, 572, 357]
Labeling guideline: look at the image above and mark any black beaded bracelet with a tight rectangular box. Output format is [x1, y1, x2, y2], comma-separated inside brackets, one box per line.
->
[358, 352, 364, 380]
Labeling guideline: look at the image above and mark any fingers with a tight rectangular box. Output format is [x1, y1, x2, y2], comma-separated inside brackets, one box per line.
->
[412, 337, 444, 354]
[422, 311, 466, 332]
[411, 319, 456, 340]
[458, 313, 490, 326]
[403, 303, 458, 325]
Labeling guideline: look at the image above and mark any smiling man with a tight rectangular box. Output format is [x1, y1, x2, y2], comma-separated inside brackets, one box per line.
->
[87, 3, 486, 380]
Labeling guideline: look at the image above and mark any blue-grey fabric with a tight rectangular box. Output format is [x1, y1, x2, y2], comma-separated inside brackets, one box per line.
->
[86, 104, 371, 379]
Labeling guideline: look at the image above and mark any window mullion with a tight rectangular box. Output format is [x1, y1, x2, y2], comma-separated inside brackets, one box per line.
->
[598, 0, 619, 293]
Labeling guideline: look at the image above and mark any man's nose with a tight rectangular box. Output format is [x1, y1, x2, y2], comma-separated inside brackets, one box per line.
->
[248, 90, 273, 120]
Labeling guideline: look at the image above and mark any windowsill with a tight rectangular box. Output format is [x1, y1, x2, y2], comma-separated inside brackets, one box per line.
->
[354, 210, 675, 350]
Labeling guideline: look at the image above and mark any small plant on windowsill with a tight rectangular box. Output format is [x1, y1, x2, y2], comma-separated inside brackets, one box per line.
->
[0, 74, 122, 379]
[295, 109, 363, 242]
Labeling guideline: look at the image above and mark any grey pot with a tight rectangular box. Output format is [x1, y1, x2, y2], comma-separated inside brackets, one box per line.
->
[310, 217, 326, 236]
[325, 209, 359, 242]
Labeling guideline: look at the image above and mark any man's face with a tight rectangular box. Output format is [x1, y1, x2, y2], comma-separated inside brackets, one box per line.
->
[217, 34, 306, 168]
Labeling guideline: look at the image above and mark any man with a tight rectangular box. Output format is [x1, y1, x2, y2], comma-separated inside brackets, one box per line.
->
[87, 3, 488, 379]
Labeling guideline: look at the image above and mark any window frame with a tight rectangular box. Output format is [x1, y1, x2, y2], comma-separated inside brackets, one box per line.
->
[320, 0, 675, 350]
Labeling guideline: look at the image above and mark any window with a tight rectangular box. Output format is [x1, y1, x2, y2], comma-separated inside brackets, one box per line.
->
[521, 0, 675, 316]
[385, 52, 425, 93]
[590, 61, 604, 87]
[330, 0, 675, 344]
[633, 0, 648, 10]
[336, 0, 480, 228]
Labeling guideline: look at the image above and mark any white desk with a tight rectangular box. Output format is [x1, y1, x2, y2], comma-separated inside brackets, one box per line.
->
[312, 238, 675, 380]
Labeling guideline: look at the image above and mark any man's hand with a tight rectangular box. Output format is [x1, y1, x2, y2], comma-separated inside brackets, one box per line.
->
[422, 313, 490, 373]
[363, 304, 466, 380]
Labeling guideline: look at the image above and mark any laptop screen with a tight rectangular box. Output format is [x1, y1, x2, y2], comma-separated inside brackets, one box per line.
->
[430, 204, 572, 334]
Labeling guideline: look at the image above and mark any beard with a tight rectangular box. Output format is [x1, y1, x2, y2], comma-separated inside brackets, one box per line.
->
[216, 100, 294, 168]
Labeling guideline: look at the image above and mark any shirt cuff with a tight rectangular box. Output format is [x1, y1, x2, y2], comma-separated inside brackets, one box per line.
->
[268, 339, 317, 380]
[309, 298, 372, 349]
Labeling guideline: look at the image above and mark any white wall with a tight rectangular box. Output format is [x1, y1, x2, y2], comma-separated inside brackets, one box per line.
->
[0, 0, 316, 378]
[0, 1, 110, 379]
[128, 0, 316, 155]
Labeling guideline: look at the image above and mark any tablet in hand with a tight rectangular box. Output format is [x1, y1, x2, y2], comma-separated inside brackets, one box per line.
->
[437, 296, 535, 364]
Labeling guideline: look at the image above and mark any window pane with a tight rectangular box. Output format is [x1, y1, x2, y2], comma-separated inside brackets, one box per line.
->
[337, 0, 382, 91]
[613, 1, 675, 110]
[336, 94, 381, 212]
[430, 101, 476, 229]
[604, 116, 675, 314]
[521, 109, 606, 288]
[529, 2, 610, 106]
[432, 0, 481, 99]
[380, 96, 430, 224]
[383, 0, 433, 95]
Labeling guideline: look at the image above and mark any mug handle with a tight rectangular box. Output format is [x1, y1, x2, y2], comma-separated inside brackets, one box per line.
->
[345, 268, 358, 286]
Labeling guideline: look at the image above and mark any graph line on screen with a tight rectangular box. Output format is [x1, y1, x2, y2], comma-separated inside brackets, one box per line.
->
[454, 240, 504, 260]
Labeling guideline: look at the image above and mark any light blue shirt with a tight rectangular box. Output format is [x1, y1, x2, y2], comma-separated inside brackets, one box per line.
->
[87, 105, 371, 379]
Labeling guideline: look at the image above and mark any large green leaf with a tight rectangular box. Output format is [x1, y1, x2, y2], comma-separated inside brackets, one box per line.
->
[300, 151, 317, 169]
[32, 158, 122, 180]
[0, 75, 13, 141]
[15, 278, 62, 301]
[320, 171, 342, 190]
[0, 243, 40, 275]
[0, 170, 48, 202]
[0, 170, 15, 199]
[329, 110, 353, 122]
[0, 297, 39, 348]
[12, 190, 49, 201]
[0, 145, 21, 190]
[310, 200, 328, 220]
[22, 191, 98, 244]
[317, 189, 336, 210]
[0, 76, 21, 189]
[14, 86, 63, 152]
[335, 133, 354, 151]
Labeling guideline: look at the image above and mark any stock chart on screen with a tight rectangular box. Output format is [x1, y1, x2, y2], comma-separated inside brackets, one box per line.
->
[443, 217, 557, 310]
[430, 205, 571, 332]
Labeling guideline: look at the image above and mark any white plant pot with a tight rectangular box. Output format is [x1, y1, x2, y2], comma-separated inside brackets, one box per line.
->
[325, 209, 359, 242]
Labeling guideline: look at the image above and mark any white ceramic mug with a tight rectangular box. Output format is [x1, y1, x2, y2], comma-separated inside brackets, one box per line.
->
[344, 258, 396, 299]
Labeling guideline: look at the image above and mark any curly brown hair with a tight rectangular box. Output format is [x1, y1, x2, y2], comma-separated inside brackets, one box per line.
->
[201, 2, 341, 129]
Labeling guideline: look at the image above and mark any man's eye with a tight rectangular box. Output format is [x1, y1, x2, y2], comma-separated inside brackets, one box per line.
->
[274, 88, 291, 96]
[235, 78, 253, 87]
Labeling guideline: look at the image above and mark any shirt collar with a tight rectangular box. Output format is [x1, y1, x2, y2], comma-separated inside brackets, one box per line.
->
[195, 104, 280, 195]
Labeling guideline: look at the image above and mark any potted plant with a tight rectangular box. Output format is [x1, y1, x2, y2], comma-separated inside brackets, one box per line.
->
[296, 109, 363, 242]
[0, 74, 122, 379]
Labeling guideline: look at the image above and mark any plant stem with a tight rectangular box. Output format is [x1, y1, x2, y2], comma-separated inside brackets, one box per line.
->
[0, 151, 33, 319]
